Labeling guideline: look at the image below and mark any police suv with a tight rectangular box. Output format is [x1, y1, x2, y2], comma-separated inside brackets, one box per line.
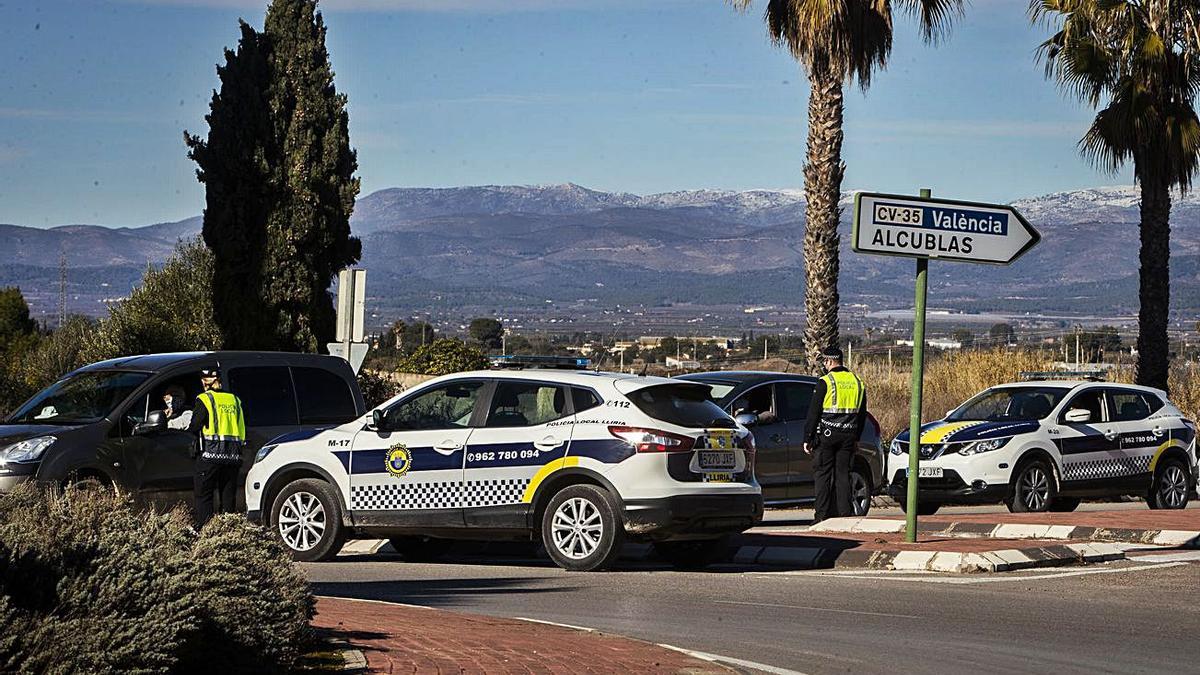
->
[246, 357, 763, 571]
[888, 374, 1197, 514]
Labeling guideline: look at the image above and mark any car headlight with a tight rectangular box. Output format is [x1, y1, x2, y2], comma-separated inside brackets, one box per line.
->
[958, 437, 1009, 456]
[0, 436, 56, 465]
[254, 444, 278, 464]
[890, 439, 905, 456]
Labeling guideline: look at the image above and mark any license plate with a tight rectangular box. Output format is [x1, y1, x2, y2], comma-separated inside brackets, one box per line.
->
[906, 467, 944, 479]
[704, 472, 733, 483]
[699, 451, 736, 470]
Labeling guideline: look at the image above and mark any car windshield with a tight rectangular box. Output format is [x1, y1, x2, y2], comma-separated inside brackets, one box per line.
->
[948, 386, 1066, 422]
[7, 371, 151, 425]
[684, 379, 738, 403]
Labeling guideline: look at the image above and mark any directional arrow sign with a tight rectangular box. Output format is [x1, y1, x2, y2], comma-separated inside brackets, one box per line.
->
[852, 192, 1040, 265]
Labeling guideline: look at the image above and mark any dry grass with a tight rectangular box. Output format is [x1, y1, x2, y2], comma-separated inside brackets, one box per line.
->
[850, 349, 1199, 442]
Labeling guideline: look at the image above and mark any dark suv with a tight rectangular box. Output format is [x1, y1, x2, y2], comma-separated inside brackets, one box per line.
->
[676, 371, 885, 514]
[0, 351, 364, 510]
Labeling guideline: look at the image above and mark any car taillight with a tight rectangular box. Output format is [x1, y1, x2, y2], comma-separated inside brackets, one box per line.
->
[608, 426, 696, 453]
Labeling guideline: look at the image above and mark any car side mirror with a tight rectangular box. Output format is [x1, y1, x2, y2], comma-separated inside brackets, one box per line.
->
[1063, 408, 1091, 424]
[735, 412, 759, 427]
[370, 409, 385, 431]
[134, 410, 167, 436]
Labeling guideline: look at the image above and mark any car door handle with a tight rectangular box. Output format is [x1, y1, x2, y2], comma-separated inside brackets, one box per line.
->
[434, 441, 462, 455]
[770, 434, 785, 444]
[1152, 426, 1166, 437]
[1104, 430, 1118, 441]
[534, 436, 563, 451]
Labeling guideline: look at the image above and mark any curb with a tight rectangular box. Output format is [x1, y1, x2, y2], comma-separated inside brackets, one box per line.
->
[726, 541, 1125, 573]
[808, 517, 1200, 548]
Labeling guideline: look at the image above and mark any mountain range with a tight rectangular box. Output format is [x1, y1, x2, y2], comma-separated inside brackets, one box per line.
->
[3, 183, 1198, 324]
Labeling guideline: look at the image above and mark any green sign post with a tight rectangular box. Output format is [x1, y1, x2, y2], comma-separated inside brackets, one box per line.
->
[852, 189, 1040, 542]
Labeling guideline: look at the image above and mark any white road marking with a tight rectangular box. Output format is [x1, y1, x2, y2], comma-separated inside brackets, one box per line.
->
[514, 617, 597, 633]
[1127, 550, 1200, 563]
[658, 644, 809, 675]
[714, 599, 920, 620]
[750, 561, 1189, 584]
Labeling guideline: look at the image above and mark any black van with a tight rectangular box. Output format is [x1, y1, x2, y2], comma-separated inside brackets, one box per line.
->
[0, 351, 365, 510]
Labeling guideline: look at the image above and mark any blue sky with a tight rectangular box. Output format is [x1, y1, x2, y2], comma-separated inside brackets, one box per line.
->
[0, 0, 1129, 227]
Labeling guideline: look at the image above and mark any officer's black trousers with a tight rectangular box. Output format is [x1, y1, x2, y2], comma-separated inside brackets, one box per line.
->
[813, 434, 856, 522]
[194, 460, 240, 526]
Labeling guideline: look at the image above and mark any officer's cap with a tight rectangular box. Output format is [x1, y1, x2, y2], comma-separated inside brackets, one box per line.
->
[821, 347, 844, 361]
[200, 369, 219, 378]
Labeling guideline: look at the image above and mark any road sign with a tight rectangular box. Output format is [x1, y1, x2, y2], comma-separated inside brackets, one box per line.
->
[326, 341, 369, 375]
[335, 268, 366, 343]
[852, 192, 1040, 265]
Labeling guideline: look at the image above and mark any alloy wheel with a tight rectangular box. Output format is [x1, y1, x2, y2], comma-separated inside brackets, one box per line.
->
[1021, 466, 1049, 511]
[1159, 465, 1188, 509]
[278, 491, 326, 552]
[851, 473, 871, 516]
[551, 497, 603, 560]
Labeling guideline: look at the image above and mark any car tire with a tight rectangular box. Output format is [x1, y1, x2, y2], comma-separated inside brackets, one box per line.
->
[898, 499, 941, 516]
[1148, 457, 1190, 510]
[652, 536, 732, 570]
[388, 535, 454, 561]
[270, 478, 346, 562]
[1007, 459, 1055, 513]
[541, 484, 623, 572]
[1049, 497, 1082, 512]
[850, 468, 872, 517]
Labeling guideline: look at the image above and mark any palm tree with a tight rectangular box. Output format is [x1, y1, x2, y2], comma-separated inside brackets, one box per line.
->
[1032, 0, 1200, 391]
[728, 1, 964, 373]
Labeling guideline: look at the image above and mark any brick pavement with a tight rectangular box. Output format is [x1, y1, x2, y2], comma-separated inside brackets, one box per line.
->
[912, 508, 1200, 531]
[312, 596, 731, 674]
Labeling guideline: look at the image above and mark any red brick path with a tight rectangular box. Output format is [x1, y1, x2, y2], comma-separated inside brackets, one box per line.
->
[312, 597, 731, 674]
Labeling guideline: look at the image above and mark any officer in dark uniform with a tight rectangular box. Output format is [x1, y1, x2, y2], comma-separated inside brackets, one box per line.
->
[803, 347, 867, 523]
[187, 369, 246, 525]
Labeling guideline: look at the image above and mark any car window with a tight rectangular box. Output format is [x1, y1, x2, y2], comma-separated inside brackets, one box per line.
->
[123, 370, 206, 434]
[1062, 389, 1106, 424]
[292, 367, 357, 425]
[1108, 390, 1152, 422]
[227, 366, 299, 427]
[8, 370, 150, 425]
[628, 383, 731, 429]
[486, 381, 571, 428]
[385, 381, 484, 431]
[731, 385, 773, 418]
[572, 387, 602, 414]
[776, 382, 814, 422]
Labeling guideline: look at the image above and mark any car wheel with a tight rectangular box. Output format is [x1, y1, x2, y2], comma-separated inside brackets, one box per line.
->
[850, 469, 872, 517]
[1049, 497, 1082, 512]
[388, 535, 454, 561]
[898, 499, 941, 516]
[1148, 458, 1190, 510]
[1007, 459, 1055, 513]
[270, 478, 345, 562]
[652, 536, 731, 570]
[541, 484, 623, 572]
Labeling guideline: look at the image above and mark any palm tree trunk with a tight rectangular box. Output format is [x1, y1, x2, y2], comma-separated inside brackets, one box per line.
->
[802, 69, 845, 374]
[1135, 178, 1171, 392]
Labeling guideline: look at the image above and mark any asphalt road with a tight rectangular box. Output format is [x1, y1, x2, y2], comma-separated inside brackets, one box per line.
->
[307, 545, 1200, 674]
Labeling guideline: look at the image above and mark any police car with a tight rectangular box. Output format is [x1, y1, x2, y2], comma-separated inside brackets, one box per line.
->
[888, 374, 1197, 514]
[245, 357, 763, 571]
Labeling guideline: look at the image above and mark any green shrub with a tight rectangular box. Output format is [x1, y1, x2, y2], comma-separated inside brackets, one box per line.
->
[357, 368, 403, 409]
[396, 337, 488, 376]
[0, 485, 312, 674]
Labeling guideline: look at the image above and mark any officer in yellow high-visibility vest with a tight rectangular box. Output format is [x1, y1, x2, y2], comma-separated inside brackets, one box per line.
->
[186, 369, 246, 525]
[803, 347, 867, 523]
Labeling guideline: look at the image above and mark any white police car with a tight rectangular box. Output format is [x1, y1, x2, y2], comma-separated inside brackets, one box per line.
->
[888, 375, 1197, 514]
[245, 357, 762, 571]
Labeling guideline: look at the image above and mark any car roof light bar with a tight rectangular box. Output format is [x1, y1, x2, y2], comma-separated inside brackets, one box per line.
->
[1018, 370, 1107, 382]
[488, 355, 592, 370]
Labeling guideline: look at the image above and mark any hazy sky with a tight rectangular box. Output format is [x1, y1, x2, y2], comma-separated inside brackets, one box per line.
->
[1, 0, 1130, 227]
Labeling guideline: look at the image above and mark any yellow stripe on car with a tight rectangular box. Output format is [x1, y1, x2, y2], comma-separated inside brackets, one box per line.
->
[919, 421, 985, 444]
[1150, 440, 1186, 472]
[521, 456, 581, 503]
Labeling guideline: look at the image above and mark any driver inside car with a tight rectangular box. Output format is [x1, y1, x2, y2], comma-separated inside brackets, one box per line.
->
[162, 385, 193, 430]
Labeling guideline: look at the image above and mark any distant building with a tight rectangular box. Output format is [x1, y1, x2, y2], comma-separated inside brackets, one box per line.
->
[665, 356, 700, 369]
[895, 338, 963, 350]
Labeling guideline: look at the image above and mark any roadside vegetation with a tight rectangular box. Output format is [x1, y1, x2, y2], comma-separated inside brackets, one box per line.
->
[0, 484, 312, 674]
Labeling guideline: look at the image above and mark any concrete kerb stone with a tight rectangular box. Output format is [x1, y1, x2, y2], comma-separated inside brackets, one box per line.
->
[810, 517, 1200, 549]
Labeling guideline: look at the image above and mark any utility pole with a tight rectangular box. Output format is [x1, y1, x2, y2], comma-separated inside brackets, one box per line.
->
[58, 250, 67, 326]
[1075, 325, 1082, 369]
[763, 337, 768, 361]
[847, 340, 853, 369]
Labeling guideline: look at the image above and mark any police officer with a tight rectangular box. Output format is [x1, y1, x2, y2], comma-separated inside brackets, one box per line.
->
[803, 347, 867, 523]
[187, 369, 246, 525]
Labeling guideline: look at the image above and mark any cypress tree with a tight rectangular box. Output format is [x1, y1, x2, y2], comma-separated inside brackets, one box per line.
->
[186, 0, 360, 352]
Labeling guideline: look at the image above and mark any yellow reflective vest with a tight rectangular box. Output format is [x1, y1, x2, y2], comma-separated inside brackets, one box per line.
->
[817, 369, 865, 436]
[197, 390, 246, 464]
